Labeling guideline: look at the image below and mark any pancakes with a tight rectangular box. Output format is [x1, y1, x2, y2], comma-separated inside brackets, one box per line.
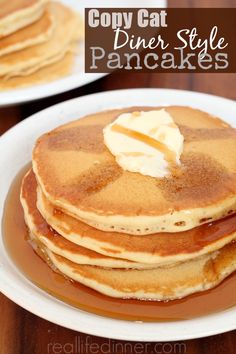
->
[33, 106, 236, 235]
[0, 5, 54, 57]
[0, 2, 81, 77]
[0, 51, 74, 90]
[0, 1, 83, 89]
[0, 0, 48, 38]
[20, 105, 236, 301]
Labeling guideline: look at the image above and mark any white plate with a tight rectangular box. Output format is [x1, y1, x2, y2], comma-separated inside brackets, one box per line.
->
[0, 89, 236, 341]
[0, 0, 166, 106]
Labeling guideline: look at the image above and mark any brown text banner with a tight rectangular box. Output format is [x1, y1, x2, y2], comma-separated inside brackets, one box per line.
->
[85, 8, 236, 73]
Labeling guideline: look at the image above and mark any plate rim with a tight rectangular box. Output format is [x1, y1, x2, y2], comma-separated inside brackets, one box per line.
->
[0, 88, 236, 341]
[0, 73, 106, 107]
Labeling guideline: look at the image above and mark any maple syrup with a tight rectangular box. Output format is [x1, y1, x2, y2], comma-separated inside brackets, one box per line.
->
[2, 164, 236, 322]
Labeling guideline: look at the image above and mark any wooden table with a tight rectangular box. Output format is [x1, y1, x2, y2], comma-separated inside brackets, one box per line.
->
[1, 0, 236, 352]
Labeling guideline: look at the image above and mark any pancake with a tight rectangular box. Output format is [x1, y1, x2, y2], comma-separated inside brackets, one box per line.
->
[0, 51, 75, 90]
[0, 6, 54, 57]
[32, 106, 236, 235]
[5, 42, 76, 78]
[0, 2, 82, 78]
[20, 169, 159, 269]
[45, 242, 236, 300]
[37, 175, 236, 265]
[0, 0, 48, 38]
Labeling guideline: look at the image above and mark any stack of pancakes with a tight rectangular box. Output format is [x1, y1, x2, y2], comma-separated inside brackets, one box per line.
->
[0, 0, 83, 89]
[20, 106, 236, 301]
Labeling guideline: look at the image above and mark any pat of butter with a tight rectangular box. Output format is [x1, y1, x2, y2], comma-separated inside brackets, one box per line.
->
[103, 109, 184, 178]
